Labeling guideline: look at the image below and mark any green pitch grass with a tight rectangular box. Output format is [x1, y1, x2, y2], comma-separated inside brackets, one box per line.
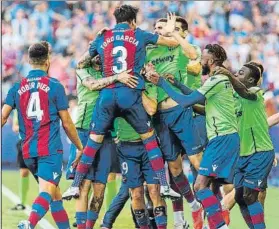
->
[2, 170, 279, 229]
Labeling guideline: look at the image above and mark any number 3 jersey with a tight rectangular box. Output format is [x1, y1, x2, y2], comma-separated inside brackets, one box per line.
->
[4, 70, 69, 159]
[89, 23, 159, 90]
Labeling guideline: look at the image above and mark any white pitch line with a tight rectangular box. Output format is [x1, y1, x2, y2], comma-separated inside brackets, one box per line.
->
[2, 184, 56, 229]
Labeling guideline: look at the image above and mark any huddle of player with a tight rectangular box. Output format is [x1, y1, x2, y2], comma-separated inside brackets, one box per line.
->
[2, 4, 278, 229]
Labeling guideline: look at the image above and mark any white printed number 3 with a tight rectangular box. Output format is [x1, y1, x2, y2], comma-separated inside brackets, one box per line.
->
[112, 46, 127, 74]
[27, 92, 44, 121]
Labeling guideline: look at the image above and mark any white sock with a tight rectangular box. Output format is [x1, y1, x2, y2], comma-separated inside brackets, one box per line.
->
[219, 224, 229, 229]
[173, 211, 184, 224]
[189, 199, 201, 212]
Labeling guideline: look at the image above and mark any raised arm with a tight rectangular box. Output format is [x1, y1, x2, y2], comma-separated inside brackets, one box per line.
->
[268, 113, 279, 128]
[214, 67, 257, 101]
[171, 32, 197, 60]
[77, 51, 93, 69]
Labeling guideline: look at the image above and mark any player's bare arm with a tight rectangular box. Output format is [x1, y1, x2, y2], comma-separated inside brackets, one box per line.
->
[268, 112, 279, 127]
[171, 32, 197, 60]
[214, 66, 257, 101]
[77, 50, 93, 69]
[1, 104, 13, 127]
[80, 69, 138, 90]
[58, 110, 83, 166]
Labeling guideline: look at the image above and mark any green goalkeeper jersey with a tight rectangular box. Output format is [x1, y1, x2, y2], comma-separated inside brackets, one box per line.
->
[234, 87, 274, 156]
[197, 74, 238, 141]
[146, 45, 189, 103]
[116, 83, 157, 141]
[75, 67, 102, 130]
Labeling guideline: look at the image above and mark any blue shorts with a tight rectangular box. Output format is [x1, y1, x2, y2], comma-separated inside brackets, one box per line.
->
[193, 114, 208, 148]
[91, 87, 152, 135]
[199, 133, 240, 183]
[234, 151, 274, 191]
[117, 141, 159, 188]
[154, 105, 203, 160]
[66, 129, 114, 184]
[25, 153, 63, 186]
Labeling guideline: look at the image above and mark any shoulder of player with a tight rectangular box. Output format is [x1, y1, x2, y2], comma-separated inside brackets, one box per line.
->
[146, 44, 158, 50]
[210, 74, 230, 82]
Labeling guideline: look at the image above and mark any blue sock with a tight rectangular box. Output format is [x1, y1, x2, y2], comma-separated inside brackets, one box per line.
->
[86, 210, 98, 229]
[76, 211, 87, 229]
[73, 138, 102, 187]
[247, 202, 265, 229]
[50, 200, 70, 229]
[196, 188, 225, 228]
[154, 206, 167, 229]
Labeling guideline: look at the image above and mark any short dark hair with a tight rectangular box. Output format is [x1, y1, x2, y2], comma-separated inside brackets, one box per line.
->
[155, 16, 188, 31]
[205, 44, 227, 65]
[248, 61, 264, 76]
[28, 41, 49, 65]
[244, 63, 262, 86]
[113, 5, 139, 24]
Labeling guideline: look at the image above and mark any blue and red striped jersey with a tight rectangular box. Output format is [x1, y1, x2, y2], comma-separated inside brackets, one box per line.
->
[89, 23, 159, 89]
[4, 69, 69, 159]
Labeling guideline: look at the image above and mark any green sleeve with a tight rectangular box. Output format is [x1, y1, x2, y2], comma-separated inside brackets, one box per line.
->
[76, 68, 98, 83]
[197, 76, 227, 99]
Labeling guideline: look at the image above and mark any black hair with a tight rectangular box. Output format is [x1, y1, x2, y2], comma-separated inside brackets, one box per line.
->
[155, 16, 188, 31]
[243, 63, 262, 86]
[205, 44, 227, 65]
[113, 5, 139, 24]
[28, 41, 49, 65]
[248, 61, 264, 76]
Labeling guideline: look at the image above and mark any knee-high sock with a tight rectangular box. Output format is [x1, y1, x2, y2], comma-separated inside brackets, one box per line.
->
[170, 179, 184, 225]
[154, 206, 167, 229]
[172, 172, 200, 211]
[86, 210, 98, 229]
[142, 134, 168, 187]
[196, 188, 225, 229]
[239, 204, 254, 229]
[247, 202, 265, 229]
[76, 212, 87, 229]
[50, 200, 70, 229]
[72, 138, 102, 187]
[19, 176, 29, 206]
[106, 179, 117, 210]
[134, 209, 149, 229]
[28, 192, 52, 229]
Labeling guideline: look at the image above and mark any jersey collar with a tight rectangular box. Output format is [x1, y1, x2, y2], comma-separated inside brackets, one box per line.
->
[114, 23, 131, 30]
[27, 69, 48, 78]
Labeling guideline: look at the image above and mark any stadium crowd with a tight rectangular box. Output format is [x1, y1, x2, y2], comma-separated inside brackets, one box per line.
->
[2, 1, 279, 97]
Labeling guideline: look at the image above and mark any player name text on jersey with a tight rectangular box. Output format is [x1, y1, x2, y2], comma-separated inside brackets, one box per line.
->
[18, 82, 50, 95]
[101, 35, 139, 49]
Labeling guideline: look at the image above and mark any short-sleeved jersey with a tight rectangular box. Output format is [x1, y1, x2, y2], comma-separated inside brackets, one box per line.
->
[116, 83, 157, 141]
[75, 67, 102, 130]
[89, 23, 159, 90]
[4, 69, 69, 159]
[197, 74, 238, 140]
[146, 45, 189, 103]
[186, 45, 202, 90]
[234, 87, 274, 156]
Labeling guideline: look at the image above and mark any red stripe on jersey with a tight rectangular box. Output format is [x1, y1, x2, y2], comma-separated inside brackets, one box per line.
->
[19, 78, 33, 159]
[103, 30, 114, 78]
[37, 76, 50, 157]
[124, 29, 136, 76]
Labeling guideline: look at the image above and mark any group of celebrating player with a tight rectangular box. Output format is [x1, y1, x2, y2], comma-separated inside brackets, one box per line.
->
[2, 4, 279, 229]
